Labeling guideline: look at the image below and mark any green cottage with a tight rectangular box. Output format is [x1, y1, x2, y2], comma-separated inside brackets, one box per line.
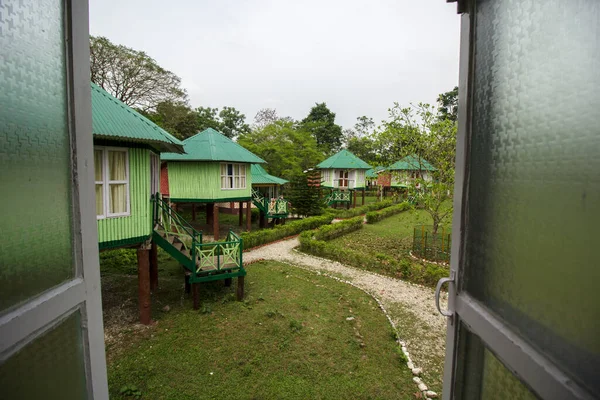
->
[317, 149, 372, 208]
[161, 128, 266, 239]
[250, 164, 289, 227]
[91, 83, 184, 250]
[365, 166, 385, 190]
[378, 154, 437, 190]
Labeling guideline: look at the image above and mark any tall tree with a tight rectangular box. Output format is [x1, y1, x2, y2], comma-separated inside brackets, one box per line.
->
[301, 103, 343, 154]
[253, 108, 280, 130]
[90, 36, 187, 111]
[237, 119, 324, 181]
[141, 101, 199, 139]
[196, 106, 250, 139]
[437, 86, 458, 122]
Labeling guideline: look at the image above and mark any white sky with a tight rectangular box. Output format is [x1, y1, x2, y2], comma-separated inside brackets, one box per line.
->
[89, 0, 460, 129]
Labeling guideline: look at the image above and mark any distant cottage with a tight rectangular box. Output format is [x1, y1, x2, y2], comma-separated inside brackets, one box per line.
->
[317, 149, 371, 207]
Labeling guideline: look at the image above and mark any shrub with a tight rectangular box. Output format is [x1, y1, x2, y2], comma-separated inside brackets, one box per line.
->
[333, 200, 395, 219]
[312, 216, 364, 241]
[365, 202, 410, 224]
[241, 214, 334, 250]
[99, 248, 138, 275]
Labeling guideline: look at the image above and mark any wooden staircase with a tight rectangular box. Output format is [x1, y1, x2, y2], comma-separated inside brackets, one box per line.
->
[151, 194, 246, 307]
[251, 189, 289, 219]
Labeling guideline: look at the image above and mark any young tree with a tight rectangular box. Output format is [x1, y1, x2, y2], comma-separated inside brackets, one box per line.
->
[376, 103, 457, 233]
[90, 36, 187, 111]
[437, 86, 458, 122]
[253, 108, 280, 130]
[301, 103, 343, 154]
[287, 173, 324, 217]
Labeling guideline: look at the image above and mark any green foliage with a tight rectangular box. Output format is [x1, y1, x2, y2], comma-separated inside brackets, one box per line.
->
[89, 36, 187, 112]
[240, 214, 333, 250]
[310, 216, 364, 241]
[287, 174, 325, 217]
[437, 86, 458, 122]
[196, 106, 250, 139]
[365, 202, 410, 224]
[332, 200, 394, 219]
[301, 102, 343, 154]
[99, 248, 137, 275]
[119, 384, 142, 399]
[237, 119, 324, 181]
[141, 100, 199, 139]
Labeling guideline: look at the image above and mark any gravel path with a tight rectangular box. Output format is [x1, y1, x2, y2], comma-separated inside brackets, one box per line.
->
[244, 237, 448, 394]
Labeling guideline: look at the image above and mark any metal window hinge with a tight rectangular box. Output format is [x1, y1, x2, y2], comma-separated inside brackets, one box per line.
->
[435, 270, 455, 318]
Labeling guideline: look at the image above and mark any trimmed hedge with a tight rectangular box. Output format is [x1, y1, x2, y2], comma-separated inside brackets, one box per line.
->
[241, 214, 334, 250]
[299, 202, 447, 288]
[329, 200, 395, 219]
[365, 202, 410, 224]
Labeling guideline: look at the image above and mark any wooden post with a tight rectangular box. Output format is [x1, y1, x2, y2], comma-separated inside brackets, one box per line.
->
[192, 283, 200, 310]
[353, 190, 357, 208]
[238, 201, 243, 226]
[150, 242, 158, 291]
[237, 276, 245, 301]
[192, 203, 196, 220]
[213, 203, 220, 240]
[246, 201, 252, 232]
[137, 247, 151, 325]
[259, 210, 266, 228]
[224, 278, 232, 287]
[206, 203, 213, 225]
[184, 273, 191, 294]
[362, 188, 365, 205]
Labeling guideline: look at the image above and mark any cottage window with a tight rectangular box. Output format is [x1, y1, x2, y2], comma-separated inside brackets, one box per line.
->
[338, 170, 349, 187]
[220, 163, 246, 189]
[95, 147, 130, 219]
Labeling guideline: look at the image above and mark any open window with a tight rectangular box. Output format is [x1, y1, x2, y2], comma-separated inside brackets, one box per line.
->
[220, 163, 246, 190]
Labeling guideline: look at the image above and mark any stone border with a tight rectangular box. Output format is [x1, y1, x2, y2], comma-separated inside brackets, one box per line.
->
[245, 255, 438, 399]
[409, 251, 449, 267]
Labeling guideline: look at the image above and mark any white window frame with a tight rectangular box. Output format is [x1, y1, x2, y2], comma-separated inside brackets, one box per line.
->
[220, 163, 246, 190]
[94, 146, 130, 219]
[150, 152, 160, 196]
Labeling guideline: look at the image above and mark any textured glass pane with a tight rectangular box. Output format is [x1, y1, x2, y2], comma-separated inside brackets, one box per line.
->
[96, 184, 104, 216]
[94, 150, 103, 181]
[0, 0, 73, 312]
[109, 184, 127, 214]
[0, 311, 87, 399]
[456, 324, 538, 400]
[108, 150, 126, 181]
[465, 0, 600, 393]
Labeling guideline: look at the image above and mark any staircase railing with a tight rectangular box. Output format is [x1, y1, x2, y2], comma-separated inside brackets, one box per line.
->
[252, 188, 288, 216]
[151, 193, 202, 257]
[194, 230, 243, 275]
[326, 190, 351, 205]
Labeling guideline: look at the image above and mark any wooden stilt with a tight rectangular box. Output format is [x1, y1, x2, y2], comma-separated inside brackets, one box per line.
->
[213, 203, 220, 240]
[137, 247, 151, 325]
[238, 201, 243, 226]
[224, 278, 232, 287]
[246, 201, 252, 232]
[362, 188, 365, 205]
[192, 203, 196, 220]
[184, 273, 191, 294]
[150, 242, 158, 291]
[206, 203, 213, 225]
[192, 283, 200, 310]
[237, 276, 245, 301]
[259, 210, 266, 228]
[353, 190, 357, 208]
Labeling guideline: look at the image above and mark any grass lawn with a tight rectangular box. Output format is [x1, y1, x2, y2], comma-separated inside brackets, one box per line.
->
[327, 209, 450, 286]
[101, 256, 416, 399]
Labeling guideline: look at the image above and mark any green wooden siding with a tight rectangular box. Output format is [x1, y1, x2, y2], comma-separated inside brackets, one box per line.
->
[97, 148, 152, 247]
[167, 162, 252, 201]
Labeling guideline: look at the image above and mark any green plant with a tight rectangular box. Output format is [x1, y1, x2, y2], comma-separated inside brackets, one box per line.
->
[289, 319, 303, 333]
[365, 202, 410, 224]
[397, 347, 408, 363]
[119, 384, 142, 399]
[333, 200, 395, 219]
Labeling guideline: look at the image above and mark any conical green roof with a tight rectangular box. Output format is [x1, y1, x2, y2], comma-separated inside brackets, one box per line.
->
[316, 149, 371, 170]
[161, 128, 266, 163]
[251, 164, 288, 185]
[387, 155, 436, 171]
[91, 83, 184, 153]
[366, 166, 386, 178]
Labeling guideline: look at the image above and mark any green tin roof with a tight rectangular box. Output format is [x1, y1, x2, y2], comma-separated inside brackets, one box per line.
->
[251, 164, 288, 185]
[387, 155, 437, 171]
[91, 83, 184, 153]
[366, 166, 386, 178]
[316, 149, 371, 170]
[161, 128, 266, 163]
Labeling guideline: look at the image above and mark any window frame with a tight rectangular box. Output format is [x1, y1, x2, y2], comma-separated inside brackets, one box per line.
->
[220, 162, 247, 190]
[94, 146, 130, 219]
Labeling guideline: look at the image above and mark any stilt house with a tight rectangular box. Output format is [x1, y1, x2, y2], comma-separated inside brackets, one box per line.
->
[317, 149, 371, 207]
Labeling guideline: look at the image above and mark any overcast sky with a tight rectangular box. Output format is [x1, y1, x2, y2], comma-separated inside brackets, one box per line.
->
[89, 0, 460, 129]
